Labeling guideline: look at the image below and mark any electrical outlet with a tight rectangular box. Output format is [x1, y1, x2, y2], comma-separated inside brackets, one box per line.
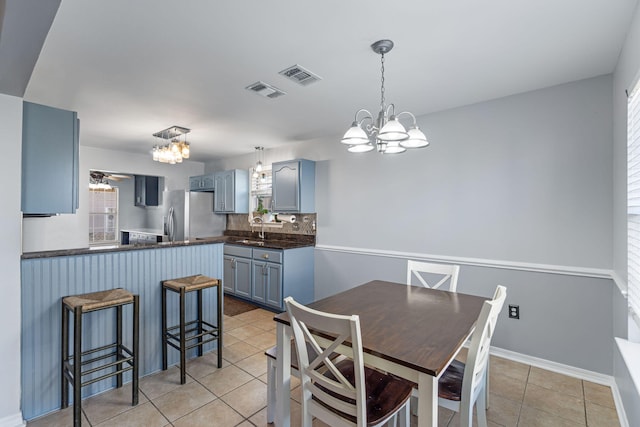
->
[508, 304, 520, 319]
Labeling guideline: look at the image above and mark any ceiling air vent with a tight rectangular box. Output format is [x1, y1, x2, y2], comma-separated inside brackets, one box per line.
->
[245, 81, 286, 99]
[279, 64, 322, 86]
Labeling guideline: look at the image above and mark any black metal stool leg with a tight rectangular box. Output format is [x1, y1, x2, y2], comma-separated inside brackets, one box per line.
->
[197, 289, 203, 357]
[116, 304, 123, 388]
[61, 304, 69, 409]
[132, 295, 139, 405]
[73, 306, 82, 427]
[161, 285, 167, 371]
[179, 288, 186, 384]
[217, 281, 223, 368]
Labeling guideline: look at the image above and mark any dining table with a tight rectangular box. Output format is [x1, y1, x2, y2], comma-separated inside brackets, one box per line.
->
[273, 279, 487, 427]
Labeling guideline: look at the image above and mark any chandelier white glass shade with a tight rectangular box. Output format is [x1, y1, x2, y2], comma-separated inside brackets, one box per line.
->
[341, 40, 429, 154]
[152, 126, 191, 164]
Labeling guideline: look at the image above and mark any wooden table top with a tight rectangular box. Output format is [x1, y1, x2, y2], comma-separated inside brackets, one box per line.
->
[274, 280, 487, 377]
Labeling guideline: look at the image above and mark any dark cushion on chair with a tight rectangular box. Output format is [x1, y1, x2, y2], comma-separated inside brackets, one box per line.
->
[438, 359, 465, 401]
[318, 359, 413, 426]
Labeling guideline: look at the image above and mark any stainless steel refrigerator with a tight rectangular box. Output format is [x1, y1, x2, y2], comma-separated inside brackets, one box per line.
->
[162, 190, 225, 241]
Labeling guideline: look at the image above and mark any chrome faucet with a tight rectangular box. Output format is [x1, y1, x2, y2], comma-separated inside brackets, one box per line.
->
[252, 216, 265, 239]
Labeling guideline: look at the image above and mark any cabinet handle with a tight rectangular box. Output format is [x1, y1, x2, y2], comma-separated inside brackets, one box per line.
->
[262, 254, 269, 259]
[231, 258, 236, 268]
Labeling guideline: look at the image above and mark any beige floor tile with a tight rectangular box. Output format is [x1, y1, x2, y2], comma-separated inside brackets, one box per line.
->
[236, 352, 269, 377]
[489, 370, 527, 402]
[26, 406, 90, 427]
[172, 399, 244, 427]
[583, 381, 616, 409]
[82, 384, 148, 425]
[220, 378, 268, 418]
[489, 355, 530, 382]
[227, 324, 265, 341]
[93, 402, 169, 427]
[249, 331, 278, 351]
[251, 318, 278, 332]
[585, 401, 621, 427]
[224, 316, 249, 331]
[185, 351, 228, 379]
[152, 381, 216, 422]
[199, 364, 254, 396]
[518, 405, 585, 426]
[233, 309, 267, 323]
[528, 366, 583, 399]
[486, 392, 521, 427]
[523, 383, 585, 425]
[222, 341, 262, 363]
[139, 366, 193, 400]
[448, 411, 503, 427]
[223, 331, 241, 346]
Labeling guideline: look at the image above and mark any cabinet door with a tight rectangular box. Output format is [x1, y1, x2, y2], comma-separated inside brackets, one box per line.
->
[234, 257, 252, 298]
[223, 171, 235, 212]
[214, 173, 226, 212]
[272, 161, 299, 212]
[251, 261, 267, 304]
[134, 175, 146, 206]
[265, 263, 283, 309]
[223, 256, 235, 294]
[202, 174, 215, 190]
[189, 176, 202, 191]
[145, 176, 160, 206]
[22, 101, 79, 214]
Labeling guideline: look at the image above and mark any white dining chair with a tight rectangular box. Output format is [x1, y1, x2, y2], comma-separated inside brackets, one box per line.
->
[284, 296, 413, 427]
[406, 260, 460, 291]
[437, 285, 507, 427]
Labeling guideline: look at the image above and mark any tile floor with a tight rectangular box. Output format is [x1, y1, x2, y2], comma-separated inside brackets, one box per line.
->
[27, 307, 621, 427]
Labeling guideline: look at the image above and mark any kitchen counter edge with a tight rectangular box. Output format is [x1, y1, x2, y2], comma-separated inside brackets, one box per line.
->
[21, 236, 315, 259]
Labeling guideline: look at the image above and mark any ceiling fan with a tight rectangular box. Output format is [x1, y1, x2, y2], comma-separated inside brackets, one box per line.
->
[89, 171, 132, 182]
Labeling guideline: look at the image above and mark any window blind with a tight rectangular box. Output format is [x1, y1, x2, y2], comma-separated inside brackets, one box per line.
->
[628, 82, 640, 327]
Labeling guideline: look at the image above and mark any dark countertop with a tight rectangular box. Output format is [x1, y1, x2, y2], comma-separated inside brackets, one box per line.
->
[21, 232, 315, 259]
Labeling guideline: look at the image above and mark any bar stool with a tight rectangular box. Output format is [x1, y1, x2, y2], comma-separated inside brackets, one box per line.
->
[162, 274, 223, 384]
[61, 288, 139, 427]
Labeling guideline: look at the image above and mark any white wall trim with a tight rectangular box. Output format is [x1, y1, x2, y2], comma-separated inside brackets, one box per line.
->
[316, 244, 613, 280]
[490, 345, 628, 427]
[0, 413, 25, 427]
[611, 271, 629, 296]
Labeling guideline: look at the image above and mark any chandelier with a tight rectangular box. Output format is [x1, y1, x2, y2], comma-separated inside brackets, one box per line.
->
[341, 40, 429, 154]
[152, 126, 191, 164]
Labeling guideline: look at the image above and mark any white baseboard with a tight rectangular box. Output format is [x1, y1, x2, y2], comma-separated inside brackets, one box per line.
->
[490, 345, 628, 427]
[0, 413, 25, 427]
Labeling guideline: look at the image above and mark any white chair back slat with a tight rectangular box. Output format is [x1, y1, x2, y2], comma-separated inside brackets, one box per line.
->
[406, 260, 460, 291]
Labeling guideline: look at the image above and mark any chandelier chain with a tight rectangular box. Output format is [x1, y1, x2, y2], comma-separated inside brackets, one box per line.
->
[380, 53, 386, 110]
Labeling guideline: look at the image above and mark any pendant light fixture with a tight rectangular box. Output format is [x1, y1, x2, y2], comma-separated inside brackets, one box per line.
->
[341, 40, 429, 154]
[152, 126, 191, 164]
[252, 146, 264, 178]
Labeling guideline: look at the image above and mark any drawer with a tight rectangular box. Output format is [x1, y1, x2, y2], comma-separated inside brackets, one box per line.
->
[253, 248, 282, 263]
[224, 244, 253, 258]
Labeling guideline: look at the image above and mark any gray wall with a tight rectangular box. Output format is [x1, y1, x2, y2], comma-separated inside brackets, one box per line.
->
[210, 74, 616, 374]
[0, 94, 25, 424]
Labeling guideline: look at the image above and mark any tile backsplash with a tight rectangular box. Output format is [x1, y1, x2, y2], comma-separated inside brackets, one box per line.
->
[226, 213, 316, 236]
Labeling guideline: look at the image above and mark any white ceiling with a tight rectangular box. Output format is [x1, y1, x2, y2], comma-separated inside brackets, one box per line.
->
[22, 0, 638, 162]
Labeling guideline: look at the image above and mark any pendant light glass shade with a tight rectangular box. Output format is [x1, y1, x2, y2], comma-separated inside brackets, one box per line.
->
[341, 122, 371, 145]
[377, 117, 408, 142]
[348, 143, 375, 153]
[400, 127, 429, 148]
[382, 141, 406, 154]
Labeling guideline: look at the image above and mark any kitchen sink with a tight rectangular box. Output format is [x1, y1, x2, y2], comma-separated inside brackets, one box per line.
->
[234, 239, 265, 246]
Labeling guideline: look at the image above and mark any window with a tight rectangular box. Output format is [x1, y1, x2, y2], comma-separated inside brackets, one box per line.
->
[89, 187, 119, 245]
[627, 80, 640, 329]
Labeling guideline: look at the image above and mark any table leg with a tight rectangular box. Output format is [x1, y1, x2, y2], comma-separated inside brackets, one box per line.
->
[417, 372, 438, 427]
[275, 322, 292, 427]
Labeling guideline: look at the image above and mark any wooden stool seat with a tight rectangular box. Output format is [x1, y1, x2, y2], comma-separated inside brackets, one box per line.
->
[63, 288, 134, 312]
[162, 274, 222, 384]
[61, 288, 139, 427]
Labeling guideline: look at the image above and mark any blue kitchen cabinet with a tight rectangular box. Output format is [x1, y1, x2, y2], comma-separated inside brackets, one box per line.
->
[22, 101, 79, 215]
[189, 173, 215, 191]
[223, 245, 252, 298]
[214, 169, 248, 213]
[272, 159, 315, 213]
[251, 248, 283, 309]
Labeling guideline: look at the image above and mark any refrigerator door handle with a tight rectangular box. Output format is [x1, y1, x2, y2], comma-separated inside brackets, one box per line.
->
[168, 206, 175, 242]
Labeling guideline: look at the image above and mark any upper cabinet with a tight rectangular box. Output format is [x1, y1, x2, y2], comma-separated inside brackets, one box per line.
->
[214, 169, 248, 213]
[272, 159, 315, 213]
[134, 175, 161, 207]
[189, 173, 215, 192]
[22, 101, 79, 215]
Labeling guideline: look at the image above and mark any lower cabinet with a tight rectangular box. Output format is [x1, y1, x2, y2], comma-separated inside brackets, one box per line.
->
[223, 244, 314, 310]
